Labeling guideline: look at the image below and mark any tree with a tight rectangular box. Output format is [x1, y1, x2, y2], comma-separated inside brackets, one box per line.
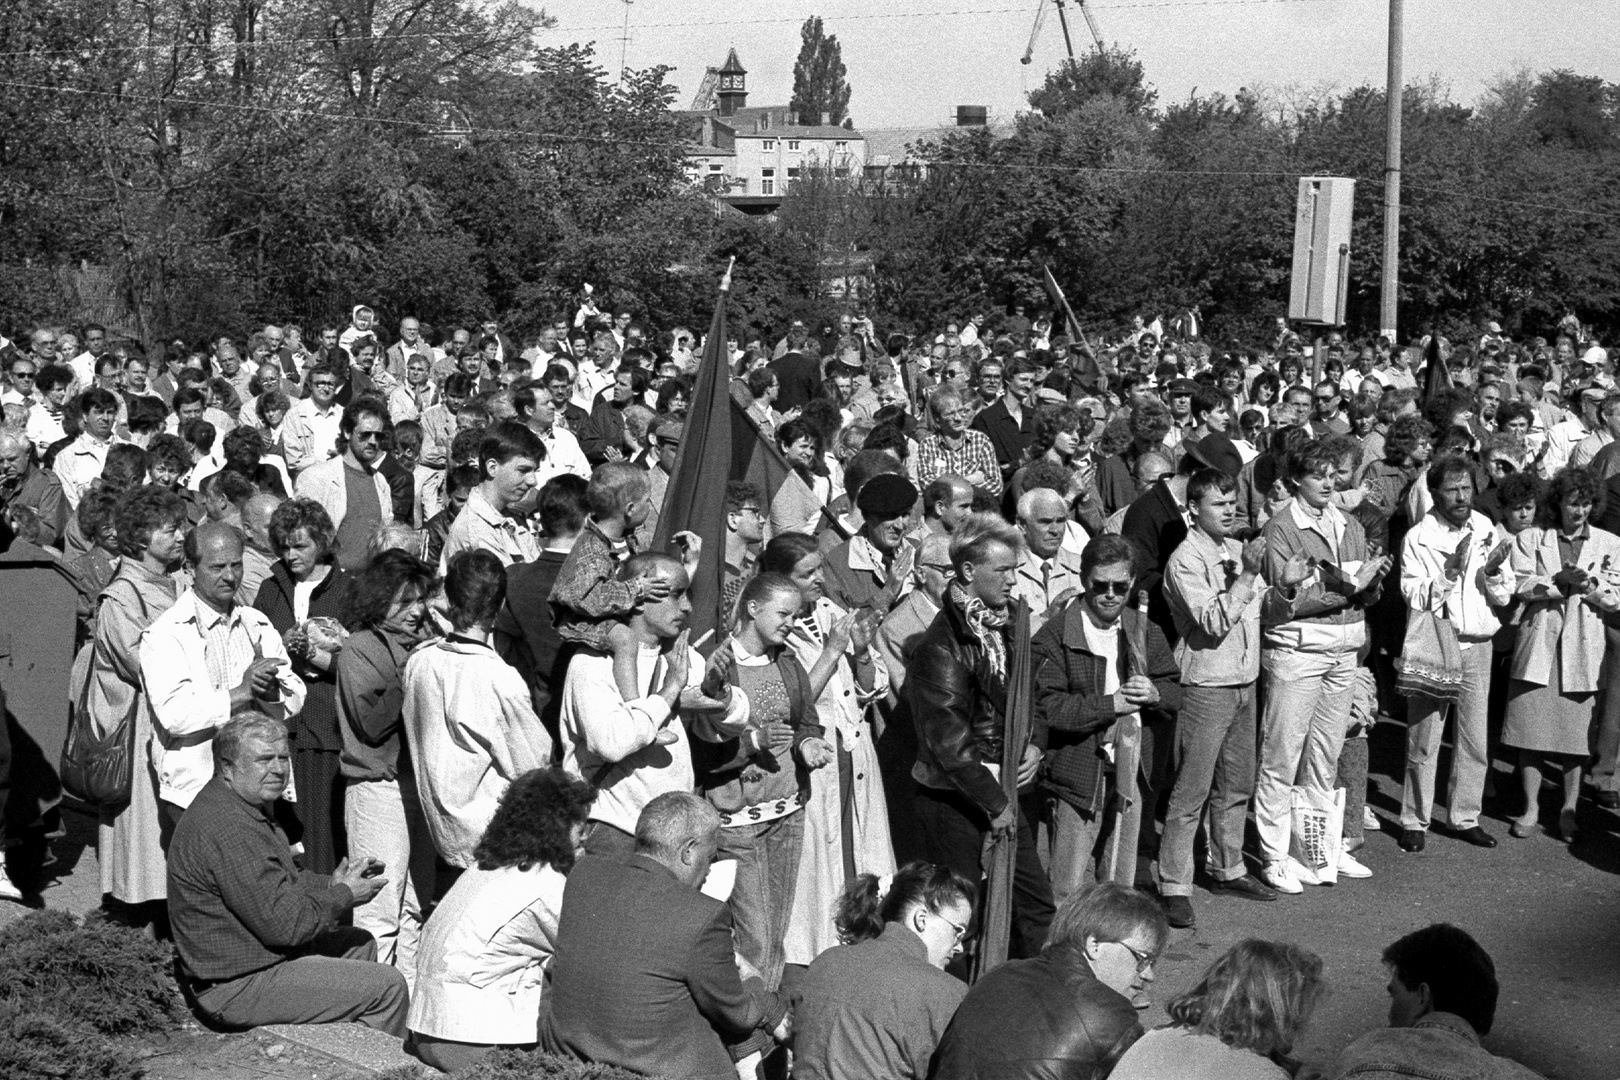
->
[788, 16, 851, 127]
[1026, 45, 1156, 120]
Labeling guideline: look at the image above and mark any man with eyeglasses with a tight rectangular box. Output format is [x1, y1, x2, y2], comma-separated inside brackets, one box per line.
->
[282, 363, 346, 475]
[293, 399, 395, 573]
[929, 882, 1167, 1080]
[1, 356, 38, 410]
[917, 385, 1002, 498]
[1032, 535, 1180, 903]
[720, 481, 765, 619]
[1310, 379, 1351, 437]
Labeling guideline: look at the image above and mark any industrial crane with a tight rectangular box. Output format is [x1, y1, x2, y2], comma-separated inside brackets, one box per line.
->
[1021, 0, 1105, 66]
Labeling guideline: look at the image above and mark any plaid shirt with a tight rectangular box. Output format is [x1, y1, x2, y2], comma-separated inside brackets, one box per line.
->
[549, 518, 640, 652]
[915, 430, 1004, 496]
[1031, 605, 1181, 815]
[167, 776, 351, 982]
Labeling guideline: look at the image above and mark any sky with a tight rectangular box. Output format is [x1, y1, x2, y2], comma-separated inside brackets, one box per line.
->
[527, 0, 1620, 132]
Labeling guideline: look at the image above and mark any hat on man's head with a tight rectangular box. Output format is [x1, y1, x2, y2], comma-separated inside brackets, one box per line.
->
[1166, 377, 1199, 397]
[856, 473, 919, 517]
[1184, 433, 1244, 479]
[1486, 321, 1503, 334]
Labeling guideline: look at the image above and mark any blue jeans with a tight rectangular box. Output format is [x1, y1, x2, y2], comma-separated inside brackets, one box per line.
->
[718, 811, 805, 990]
[1159, 683, 1258, 896]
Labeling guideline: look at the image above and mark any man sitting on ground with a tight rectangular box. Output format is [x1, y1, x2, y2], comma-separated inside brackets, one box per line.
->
[166, 712, 409, 1035]
[1323, 923, 1542, 1079]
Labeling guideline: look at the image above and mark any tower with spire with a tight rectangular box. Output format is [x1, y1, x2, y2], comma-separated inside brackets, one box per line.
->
[716, 48, 747, 117]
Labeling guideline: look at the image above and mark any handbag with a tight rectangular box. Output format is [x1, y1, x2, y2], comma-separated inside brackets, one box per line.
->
[59, 639, 137, 807]
[1394, 607, 1465, 704]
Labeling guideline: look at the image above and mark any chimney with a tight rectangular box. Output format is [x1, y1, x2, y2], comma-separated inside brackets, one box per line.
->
[821, 111, 831, 126]
[956, 105, 988, 127]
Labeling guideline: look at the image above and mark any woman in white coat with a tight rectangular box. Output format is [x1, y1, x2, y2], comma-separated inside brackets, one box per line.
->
[760, 534, 896, 974]
[407, 767, 595, 1074]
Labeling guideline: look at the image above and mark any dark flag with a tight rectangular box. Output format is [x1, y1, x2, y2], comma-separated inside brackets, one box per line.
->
[1421, 331, 1451, 407]
[971, 599, 1033, 982]
[1043, 263, 1102, 390]
[652, 260, 798, 645]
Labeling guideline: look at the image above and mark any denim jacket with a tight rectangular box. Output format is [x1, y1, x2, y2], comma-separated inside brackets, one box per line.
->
[1321, 1012, 1543, 1080]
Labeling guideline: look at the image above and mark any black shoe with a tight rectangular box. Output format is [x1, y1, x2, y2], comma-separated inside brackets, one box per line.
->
[1163, 894, 1195, 929]
[1398, 829, 1426, 853]
[1209, 874, 1278, 902]
[1453, 825, 1498, 848]
[1597, 791, 1620, 810]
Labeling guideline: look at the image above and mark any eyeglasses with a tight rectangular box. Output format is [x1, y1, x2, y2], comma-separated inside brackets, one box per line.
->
[934, 913, 968, 946]
[311, 380, 338, 389]
[1113, 939, 1155, 973]
[352, 430, 383, 442]
[1088, 580, 1133, 596]
[9, 371, 35, 383]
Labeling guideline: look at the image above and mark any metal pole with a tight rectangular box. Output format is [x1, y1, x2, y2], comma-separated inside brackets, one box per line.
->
[1380, 0, 1402, 343]
[1054, 0, 1078, 63]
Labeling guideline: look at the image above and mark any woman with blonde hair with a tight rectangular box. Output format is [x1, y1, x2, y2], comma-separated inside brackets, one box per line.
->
[1112, 939, 1326, 1079]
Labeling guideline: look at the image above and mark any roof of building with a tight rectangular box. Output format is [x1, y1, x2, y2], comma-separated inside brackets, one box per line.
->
[720, 106, 862, 139]
[718, 48, 746, 76]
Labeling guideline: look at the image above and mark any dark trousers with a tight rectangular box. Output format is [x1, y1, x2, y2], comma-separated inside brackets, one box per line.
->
[193, 926, 408, 1036]
[914, 785, 1053, 959]
[292, 747, 345, 875]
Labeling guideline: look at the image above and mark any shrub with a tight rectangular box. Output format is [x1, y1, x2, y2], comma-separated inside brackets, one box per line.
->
[0, 910, 182, 1037]
[0, 1005, 143, 1080]
[379, 1049, 672, 1079]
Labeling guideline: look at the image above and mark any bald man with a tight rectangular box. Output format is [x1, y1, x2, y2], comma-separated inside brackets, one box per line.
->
[236, 493, 284, 605]
[1014, 487, 1087, 630]
[140, 522, 305, 827]
[0, 427, 67, 548]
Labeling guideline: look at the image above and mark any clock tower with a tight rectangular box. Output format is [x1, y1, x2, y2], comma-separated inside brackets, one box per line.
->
[716, 48, 747, 117]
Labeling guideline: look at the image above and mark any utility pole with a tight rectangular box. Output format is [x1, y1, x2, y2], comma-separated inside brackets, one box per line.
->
[1380, 0, 1402, 343]
[617, 0, 633, 86]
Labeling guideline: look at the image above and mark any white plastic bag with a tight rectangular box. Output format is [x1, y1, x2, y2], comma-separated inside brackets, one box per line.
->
[1288, 785, 1345, 885]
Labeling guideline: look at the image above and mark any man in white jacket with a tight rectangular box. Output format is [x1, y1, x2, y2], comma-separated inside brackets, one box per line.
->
[141, 523, 305, 828]
[559, 552, 749, 857]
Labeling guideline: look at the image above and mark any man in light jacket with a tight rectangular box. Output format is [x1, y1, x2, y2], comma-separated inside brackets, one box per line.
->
[1397, 457, 1515, 853]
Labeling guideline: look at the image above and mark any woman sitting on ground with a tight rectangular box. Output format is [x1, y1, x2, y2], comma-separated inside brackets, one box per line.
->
[791, 861, 975, 1080]
[407, 767, 595, 1074]
[1111, 938, 1326, 1080]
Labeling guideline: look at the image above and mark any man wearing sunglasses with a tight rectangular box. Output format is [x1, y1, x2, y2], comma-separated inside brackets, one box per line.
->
[293, 399, 395, 573]
[1032, 535, 1181, 905]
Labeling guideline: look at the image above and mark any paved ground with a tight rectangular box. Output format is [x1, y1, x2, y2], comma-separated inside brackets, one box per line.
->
[5, 723, 1618, 1078]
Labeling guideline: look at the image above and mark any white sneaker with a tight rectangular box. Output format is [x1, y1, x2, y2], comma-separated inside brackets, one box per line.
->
[1363, 805, 1379, 831]
[0, 866, 21, 903]
[1259, 860, 1303, 895]
[1287, 855, 1324, 887]
[1338, 844, 1373, 879]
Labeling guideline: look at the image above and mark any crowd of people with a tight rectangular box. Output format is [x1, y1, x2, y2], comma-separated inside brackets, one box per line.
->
[0, 301, 1595, 1078]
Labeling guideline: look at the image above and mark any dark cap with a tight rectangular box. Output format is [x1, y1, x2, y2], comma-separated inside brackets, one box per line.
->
[1166, 377, 1199, 396]
[1185, 433, 1244, 478]
[856, 473, 919, 517]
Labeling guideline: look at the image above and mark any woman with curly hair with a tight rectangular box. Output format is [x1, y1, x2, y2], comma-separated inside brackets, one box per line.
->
[1111, 939, 1326, 1079]
[1009, 403, 1093, 507]
[408, 767, 595, 1074]
[253, 496, 355, 873]
[1503, 467, 1620, 843]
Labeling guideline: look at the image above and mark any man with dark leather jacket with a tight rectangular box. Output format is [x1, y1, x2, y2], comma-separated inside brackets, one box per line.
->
[907, 512, 1054, 958]
[930, 882, 1167, 1080]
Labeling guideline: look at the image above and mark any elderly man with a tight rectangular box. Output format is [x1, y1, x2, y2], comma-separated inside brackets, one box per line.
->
[540, 793, 789, 1080]
[442, 421, 543, 567]
[282, 363, 346, 474]
[1322, 924, 1541, 1080]
[236, 493, 284, 605]
[294, 399, 393, 572]
[166, 712, 407, 1034]
[385, 317, 432, 381]
[0, 427, 66, 548]
[916, 386, 1003, 497]
[515, 380, 589, 483]
[1014, 487, 1086, 631]
[1032, 535, 1181, 902]
[930, 883, 1166, 1080]
[141, 523, 305, 829]
[910, 513, 1053, 957]
[921, 474, 975, 543]
[1398, 458, 1514, 852]
[560, 553, 748, 856]
[821, 473, 918, 620]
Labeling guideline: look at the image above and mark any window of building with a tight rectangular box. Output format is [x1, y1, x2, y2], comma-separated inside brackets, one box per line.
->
[788, 140, 801, 151]
[835, 141, 849, 153]
[762, 140, 775, 152]
[709, 163, 724, 173]
[787, 167, 801, 180]
[761, 168, 775, 196]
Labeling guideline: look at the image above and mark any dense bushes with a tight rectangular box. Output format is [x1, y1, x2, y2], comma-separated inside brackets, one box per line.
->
[0, 910, 183, 1080]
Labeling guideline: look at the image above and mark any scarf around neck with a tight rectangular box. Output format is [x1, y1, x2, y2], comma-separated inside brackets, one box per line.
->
[950, 581, 1008, 679]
